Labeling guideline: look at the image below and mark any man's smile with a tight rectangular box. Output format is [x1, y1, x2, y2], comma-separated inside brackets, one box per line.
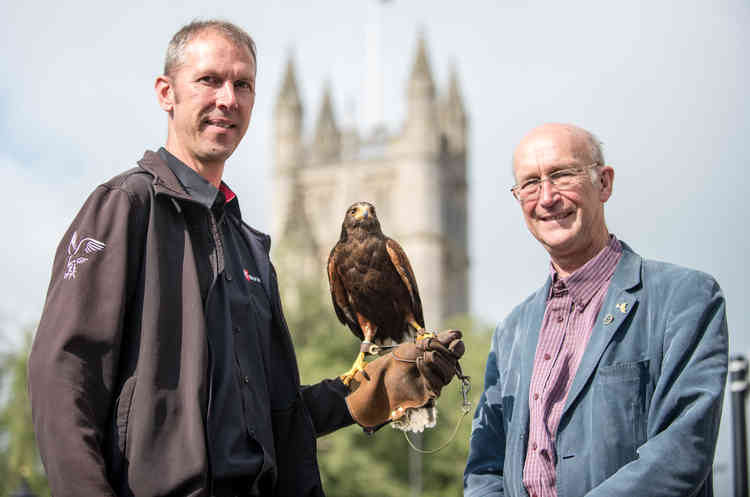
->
[203, 117, 236, 129]
[537, 211, 573, 222]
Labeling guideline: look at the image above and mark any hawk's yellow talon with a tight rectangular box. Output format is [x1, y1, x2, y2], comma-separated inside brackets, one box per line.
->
[416, 331, 436, 341]
[340, 351, 367, 386]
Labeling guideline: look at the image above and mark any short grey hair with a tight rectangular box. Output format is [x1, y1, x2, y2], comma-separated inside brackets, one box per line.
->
[584, 130, 605, 182]
[164, 19, 257, 77]
[584, 130, 605, 167]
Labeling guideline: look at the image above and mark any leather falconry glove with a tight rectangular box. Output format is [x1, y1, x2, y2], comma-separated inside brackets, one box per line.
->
[345, 329, 465, 432]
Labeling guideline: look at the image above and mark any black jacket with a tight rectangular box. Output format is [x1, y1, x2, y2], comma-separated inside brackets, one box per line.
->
[29, 150, 353, 497]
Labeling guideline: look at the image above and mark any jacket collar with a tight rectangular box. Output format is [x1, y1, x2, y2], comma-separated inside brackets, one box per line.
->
[137, 149, 194, 202]
[158, 148, 221, 210]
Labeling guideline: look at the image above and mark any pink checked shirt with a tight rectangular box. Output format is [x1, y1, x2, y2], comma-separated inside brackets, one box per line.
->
[522, 236, 622, 497]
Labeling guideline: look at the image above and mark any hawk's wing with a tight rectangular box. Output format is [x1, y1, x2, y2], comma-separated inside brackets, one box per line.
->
[327, 243, 364, 341]
[385, 238, 425, 328]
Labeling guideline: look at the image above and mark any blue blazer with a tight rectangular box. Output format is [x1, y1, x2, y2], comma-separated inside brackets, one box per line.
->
[464, 242, 728, 496]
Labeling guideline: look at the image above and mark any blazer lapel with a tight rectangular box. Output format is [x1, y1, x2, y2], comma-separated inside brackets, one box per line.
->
[560, 245, 643, 421]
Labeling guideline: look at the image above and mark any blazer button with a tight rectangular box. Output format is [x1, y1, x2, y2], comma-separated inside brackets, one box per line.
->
[243, 375, 250, 384]
[225, 272, 232, 281]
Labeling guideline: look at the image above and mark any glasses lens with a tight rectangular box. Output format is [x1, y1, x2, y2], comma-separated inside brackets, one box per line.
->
[519, 183, 539, 201]
[551, 168, 587, 190]
[554, 173, 577, 189]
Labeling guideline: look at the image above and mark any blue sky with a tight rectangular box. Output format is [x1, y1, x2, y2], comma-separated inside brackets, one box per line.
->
[1, 1, 747, 492]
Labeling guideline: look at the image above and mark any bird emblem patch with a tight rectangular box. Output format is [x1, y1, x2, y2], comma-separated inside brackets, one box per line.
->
[64, 231, 106, 280]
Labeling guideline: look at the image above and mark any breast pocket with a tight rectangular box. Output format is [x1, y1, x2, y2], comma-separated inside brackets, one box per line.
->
[594, 359, 650, 468]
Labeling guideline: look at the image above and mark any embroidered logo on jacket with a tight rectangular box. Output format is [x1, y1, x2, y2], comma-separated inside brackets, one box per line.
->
[243, 269, 261, 283]
[64, 231, 106, 280]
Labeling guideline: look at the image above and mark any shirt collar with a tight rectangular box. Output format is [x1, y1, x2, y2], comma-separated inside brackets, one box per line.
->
[158, 147, 240, 213]
[548, 235, 623, 309]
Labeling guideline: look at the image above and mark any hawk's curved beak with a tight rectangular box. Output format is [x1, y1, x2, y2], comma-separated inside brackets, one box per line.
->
[354, 207, 369, 221]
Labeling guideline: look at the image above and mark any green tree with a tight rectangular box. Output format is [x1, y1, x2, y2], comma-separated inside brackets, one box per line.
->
[0, 328, 49, 497]
[284, 279, 493, 497]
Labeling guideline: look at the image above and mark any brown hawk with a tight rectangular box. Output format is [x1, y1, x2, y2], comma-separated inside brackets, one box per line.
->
[327, 201, 431, 385]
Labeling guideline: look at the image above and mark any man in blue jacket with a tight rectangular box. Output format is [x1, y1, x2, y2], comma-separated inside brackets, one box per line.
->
[464, 123, 727, 496]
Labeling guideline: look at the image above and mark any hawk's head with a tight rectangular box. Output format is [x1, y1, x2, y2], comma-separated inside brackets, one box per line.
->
[340, 201, 382, 236]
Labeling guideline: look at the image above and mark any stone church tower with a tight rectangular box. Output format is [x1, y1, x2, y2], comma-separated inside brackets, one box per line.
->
[271, 36, 469, 329]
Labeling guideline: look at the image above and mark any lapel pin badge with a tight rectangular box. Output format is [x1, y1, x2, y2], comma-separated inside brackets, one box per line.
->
[616, 302, 628, 313]
[603, 314, 614, 325]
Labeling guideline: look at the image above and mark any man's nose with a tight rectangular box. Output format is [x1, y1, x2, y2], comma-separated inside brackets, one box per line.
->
[216, 81, 237, 110]
[538, 179, 560, 207]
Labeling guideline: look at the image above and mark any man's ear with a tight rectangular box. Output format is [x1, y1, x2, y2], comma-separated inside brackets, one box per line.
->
[155, 75, 174, 113]
[599, 165, 614, 202]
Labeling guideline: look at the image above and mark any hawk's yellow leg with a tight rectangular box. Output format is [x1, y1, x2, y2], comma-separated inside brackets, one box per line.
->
[340, 351, 367, 386]
[410, 319, 436, 341]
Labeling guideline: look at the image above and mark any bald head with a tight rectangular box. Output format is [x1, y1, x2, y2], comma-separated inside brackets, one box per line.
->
[513, 123, 604, 180]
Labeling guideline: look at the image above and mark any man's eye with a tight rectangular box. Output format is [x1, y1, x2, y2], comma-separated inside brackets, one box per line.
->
[552, 170, 576, 179]
[235, 81, 254, 92]
[199, 76, 219, 85]
[520, 179, 540, 191]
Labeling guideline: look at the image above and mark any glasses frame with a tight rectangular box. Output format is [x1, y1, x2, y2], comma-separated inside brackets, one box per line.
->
[510, 162, 601, 202]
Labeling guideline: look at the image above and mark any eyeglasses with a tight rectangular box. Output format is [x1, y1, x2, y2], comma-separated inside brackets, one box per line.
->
[510, 163, 601, 202]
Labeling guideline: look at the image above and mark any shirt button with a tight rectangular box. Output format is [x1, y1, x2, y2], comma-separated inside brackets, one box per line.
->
[532, 442, 537, 451]
[557, 315, 564, 323]
[243, 375, 249, 384]
[533, 393, 539, 400]
[544, 353, 551, 361]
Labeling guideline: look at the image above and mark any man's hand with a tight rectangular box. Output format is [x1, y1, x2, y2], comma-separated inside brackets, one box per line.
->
[345, 329, 465, 430]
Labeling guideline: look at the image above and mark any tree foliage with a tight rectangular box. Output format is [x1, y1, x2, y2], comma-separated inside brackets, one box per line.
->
[284, 279, 493, 497]
[0, 328, 49, 497]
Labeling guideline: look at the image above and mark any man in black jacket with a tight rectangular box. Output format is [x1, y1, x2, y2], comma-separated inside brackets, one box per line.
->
[28, 20, 463, 497]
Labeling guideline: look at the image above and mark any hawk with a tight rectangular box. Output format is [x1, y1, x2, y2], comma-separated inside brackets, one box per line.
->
[327, 202, 431, 385]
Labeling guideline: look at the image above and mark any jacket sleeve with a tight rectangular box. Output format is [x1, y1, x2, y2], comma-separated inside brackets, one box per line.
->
[301, 378, 355, 436]
[586, 273, 728, 496]
[28, 182, 147, 497]
[463, 324, 506, 497]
